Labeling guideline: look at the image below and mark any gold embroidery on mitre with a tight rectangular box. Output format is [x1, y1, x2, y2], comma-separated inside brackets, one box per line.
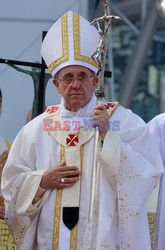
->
[52, 146, 65, 250]
[49, 13, 69, 73]
[73, 12, 98, 68]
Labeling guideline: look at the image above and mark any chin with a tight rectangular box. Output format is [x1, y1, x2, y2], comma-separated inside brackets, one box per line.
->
[71, 100, 90, 111]
[71, 102, 82, 111]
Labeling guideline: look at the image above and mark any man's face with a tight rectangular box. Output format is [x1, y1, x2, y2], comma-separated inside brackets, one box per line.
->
[53, 65, 98, 111]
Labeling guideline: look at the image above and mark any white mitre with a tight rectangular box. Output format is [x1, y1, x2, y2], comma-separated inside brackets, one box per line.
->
[41, 11, 99, 77]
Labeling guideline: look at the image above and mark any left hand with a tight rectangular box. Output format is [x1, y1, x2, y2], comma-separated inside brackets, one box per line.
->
[92, 104, 109, 140]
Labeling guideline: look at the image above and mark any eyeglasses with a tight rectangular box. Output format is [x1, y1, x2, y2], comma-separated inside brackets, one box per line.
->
[56, 73, 94, 85]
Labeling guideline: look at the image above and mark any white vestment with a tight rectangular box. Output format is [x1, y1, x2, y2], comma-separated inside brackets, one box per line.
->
[148, 113, 165, 250]
[1, 95, 163, 250]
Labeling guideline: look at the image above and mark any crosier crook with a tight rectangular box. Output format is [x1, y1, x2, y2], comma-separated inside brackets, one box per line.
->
[91, 0, 120, 99]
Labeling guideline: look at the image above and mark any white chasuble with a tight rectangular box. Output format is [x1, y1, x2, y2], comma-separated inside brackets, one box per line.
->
[1, 95, 163, 250]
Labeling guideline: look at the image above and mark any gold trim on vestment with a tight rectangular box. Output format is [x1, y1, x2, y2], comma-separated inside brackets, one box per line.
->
[110, 103, 120, 118]
[52, 144, 84, 249]
[49, 13, 69, 73]
[73, 12, 98, 68]
[70, 145, 84, 250]
[52, 143, 84, 250]
[52, 146, 65, 250]
[70, 224, 78, 250]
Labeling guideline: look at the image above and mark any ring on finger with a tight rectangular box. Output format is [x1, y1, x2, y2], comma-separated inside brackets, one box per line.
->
[61, 177, 65, 183]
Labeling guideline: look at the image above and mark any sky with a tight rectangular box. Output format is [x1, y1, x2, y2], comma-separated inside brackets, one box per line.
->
[0, 0, 85, 141]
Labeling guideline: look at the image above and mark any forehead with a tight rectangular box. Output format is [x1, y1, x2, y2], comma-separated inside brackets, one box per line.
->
[58, 65, 92, 76]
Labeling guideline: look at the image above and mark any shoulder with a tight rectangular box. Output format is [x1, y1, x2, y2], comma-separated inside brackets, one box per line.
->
[107, 103, 146, 127]
[13, 112, 46, 145]
[148, 113, 165, 127]
[24, 104, 60, 128]
[104, 102, 119, 110]
[104, 102, 120, 117]
[45, 105, 60, 115]
[20, 105, 61, 137]
[147, 113, 165, 135]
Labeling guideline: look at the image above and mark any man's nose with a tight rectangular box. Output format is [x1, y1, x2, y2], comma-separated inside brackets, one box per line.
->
[71, 78, 81, 88]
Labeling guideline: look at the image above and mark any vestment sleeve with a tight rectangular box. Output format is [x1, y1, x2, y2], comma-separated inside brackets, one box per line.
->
[98, 107, 163, 190]
[1, 121, 50, 246]
[147, 117, 162, 154]
[98, 108, 164, 248]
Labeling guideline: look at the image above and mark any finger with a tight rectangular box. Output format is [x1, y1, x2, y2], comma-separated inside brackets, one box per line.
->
[92, 120, 105, 127]
[94, 104, 106, 112]
[93, 108, 108, 115]
[93, 109, 102, 116]
[63, 176, 79, 183]
[58, 166, 80, 172]
[92, 120, 109, 131]
[59, 182, 78, 189]
[60, 170, 81, 178]
[95, 104, 105, 109]
[60, 161, 66, 166]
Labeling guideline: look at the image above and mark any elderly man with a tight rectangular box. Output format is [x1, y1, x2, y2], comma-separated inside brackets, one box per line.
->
[1, 11, 163, 250]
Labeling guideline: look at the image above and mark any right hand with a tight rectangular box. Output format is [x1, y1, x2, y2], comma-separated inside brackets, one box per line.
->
[40, 162, 80, 190]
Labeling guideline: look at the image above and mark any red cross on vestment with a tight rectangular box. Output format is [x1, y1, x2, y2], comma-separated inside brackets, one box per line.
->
[104, 102, 116, 109]
[46, 106, 59, 114]
[66, 134, 79, 146]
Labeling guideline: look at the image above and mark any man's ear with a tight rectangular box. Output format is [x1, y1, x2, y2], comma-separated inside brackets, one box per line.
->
[52, 78, 61, 93]
[93, 75, 99, 89]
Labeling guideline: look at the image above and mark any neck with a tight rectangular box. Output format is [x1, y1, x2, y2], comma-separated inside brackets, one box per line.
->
[66, 105, 81, 112]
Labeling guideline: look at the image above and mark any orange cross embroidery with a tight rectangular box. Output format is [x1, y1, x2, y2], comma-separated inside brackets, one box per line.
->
[66, 134, 79, 146]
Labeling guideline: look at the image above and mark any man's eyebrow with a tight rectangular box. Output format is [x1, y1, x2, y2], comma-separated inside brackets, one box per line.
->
[62, 73, 73, 77]
[61, 71, 89, 77]
[78, 72, 88, 75]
